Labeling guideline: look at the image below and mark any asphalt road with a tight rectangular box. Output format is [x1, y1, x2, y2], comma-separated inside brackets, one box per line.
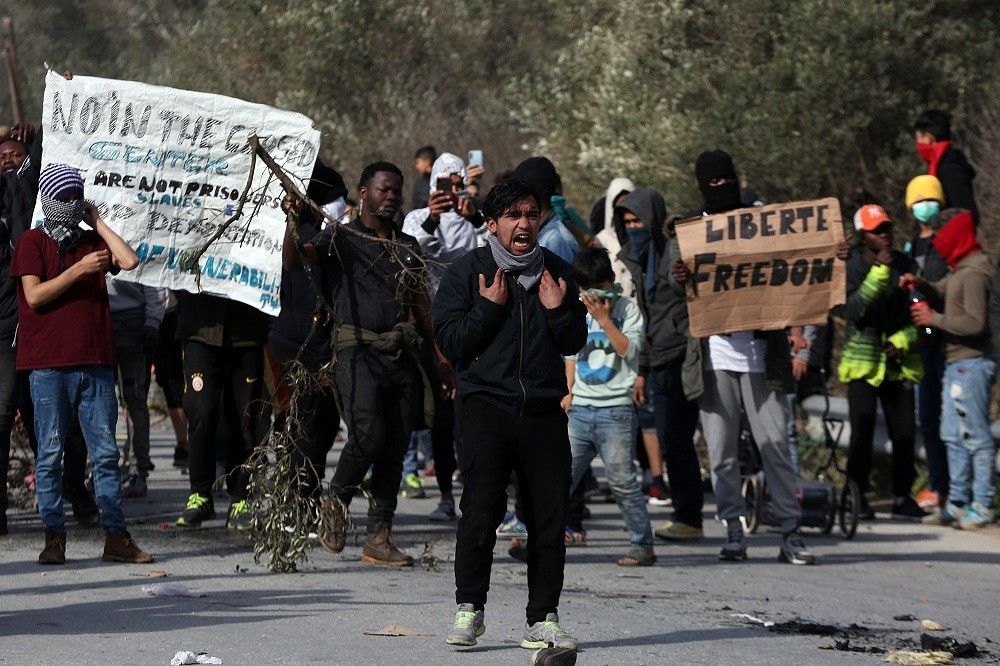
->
[2, 422, 998, 665]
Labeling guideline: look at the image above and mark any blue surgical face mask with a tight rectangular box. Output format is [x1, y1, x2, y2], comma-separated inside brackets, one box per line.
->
[912, 200, 940, 224]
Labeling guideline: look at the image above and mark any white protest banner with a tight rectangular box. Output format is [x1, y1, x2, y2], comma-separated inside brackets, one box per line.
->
[674, 197, 846, 337]
[32, 70, 321, 314]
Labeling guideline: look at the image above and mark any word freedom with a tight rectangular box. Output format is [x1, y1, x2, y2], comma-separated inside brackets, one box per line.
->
[692, 254, 835, 292]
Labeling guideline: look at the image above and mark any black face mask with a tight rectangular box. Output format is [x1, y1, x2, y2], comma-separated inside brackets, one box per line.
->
[701, 181, 742, 214]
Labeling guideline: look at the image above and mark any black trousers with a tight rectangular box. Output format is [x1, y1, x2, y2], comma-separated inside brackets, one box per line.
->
[650, 358, 704, 527]
[183, 340, 264, 502]
[455, 397, 571, 624]
[846, 379, 916, 497]
[268, 337, 341, 499]
[331, 347, 420, 526]
[419, 349, 456, 495]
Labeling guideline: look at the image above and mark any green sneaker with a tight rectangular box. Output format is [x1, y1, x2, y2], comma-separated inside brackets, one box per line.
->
[227, 500, 252, 531]
[521, 613, 578, 650]
[654, 520, 704, 541]
[401, 472, 426, 499]
[445, 603, 485, 646]
[176, 493, 215, 527]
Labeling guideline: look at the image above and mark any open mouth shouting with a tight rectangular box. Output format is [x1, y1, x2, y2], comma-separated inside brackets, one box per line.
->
[511, 229, 534, 254]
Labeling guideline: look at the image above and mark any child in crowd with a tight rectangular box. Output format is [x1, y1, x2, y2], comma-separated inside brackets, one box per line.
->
[562, 247, 654, 566]
[906, 209, 996, 528]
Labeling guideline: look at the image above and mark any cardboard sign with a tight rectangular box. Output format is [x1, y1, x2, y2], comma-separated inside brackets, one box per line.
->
[32, 71, 321, 314]
[675, 198, 846, 337]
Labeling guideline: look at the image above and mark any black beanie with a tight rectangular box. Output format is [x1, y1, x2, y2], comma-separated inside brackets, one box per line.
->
[695, 149, 741, 213]
[307, 159, 348, 206]
[513, 156, 559, 201]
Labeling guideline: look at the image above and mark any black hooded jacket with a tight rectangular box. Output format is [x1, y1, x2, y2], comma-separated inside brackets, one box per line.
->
[433, 245, 587, 414]
[613, 187, 688, 372]
[0, 129, 42, 340]
[936, 147, 978, 223]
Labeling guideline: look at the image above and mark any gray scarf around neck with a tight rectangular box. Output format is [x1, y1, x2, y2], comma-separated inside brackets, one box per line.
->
[487, 233, 544, 291]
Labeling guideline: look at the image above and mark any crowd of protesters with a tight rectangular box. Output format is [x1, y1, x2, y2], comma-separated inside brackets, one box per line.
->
[0, 102, 995, 654]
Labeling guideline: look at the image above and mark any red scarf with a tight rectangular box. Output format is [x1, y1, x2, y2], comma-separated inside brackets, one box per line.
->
[932, 210, 980, 268]
[916, 140, 951, 177]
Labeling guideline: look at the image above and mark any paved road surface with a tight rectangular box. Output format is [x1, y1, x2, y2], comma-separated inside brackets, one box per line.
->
[2, 422, 998, 665]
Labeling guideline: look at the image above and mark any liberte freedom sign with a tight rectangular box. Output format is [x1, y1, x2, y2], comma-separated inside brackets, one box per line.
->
[31, 71, 321, 314]
[675, 198, 846, 337]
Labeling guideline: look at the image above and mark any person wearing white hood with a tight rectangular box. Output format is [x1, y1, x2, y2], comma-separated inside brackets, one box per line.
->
[401, 152, 484, 521]
[594, 177, 636, 298]
[404, 152, 488, 297]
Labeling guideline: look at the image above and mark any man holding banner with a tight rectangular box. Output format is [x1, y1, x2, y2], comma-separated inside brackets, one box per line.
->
[672, 149, 842, 565]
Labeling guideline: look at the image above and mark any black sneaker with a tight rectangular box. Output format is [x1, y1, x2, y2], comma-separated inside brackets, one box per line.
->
[719, 520, 747, 561]
[173, 446, 189, 468]
[176, 493, 215, 527]
[892, 496, 927, 521]
[779, 529, 817, 565]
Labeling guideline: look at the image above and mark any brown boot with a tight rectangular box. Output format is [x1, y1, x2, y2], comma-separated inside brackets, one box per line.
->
[39, 531, 67, 565]
[361, 522, 413, 567]
[318, 495, 349, 554]
[102, 530, 154, 563]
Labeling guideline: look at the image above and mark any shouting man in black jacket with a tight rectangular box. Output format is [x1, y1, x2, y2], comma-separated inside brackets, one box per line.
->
[434, 178, 587, 651]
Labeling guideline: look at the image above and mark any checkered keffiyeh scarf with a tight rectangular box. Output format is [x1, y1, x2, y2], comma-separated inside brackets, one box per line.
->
[38, 163, 86, 252]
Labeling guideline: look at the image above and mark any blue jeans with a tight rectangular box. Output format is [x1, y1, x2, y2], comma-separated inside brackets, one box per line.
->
[940, 356, 997, 508]
[568, 404, 653, 548]
[30, 366, 126, 533]
[402, 429, 433, 476]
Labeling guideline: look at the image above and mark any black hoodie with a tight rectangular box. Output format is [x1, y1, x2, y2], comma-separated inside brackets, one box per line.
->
[936, 146, 978, 224]
[613, 187, 688, 372]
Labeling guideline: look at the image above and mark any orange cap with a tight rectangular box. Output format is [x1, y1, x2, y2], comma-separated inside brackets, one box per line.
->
[853, 204, 891, 232]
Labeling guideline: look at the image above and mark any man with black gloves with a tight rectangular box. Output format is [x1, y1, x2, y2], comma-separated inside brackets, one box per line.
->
[610, 187, 706, 541]
[435, 178, 587, 650]
[285, 161, 451, 567]
[913, 109, 978, 223]
[672, 150, 815, 565]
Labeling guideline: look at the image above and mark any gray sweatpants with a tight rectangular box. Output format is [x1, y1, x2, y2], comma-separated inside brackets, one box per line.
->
[699, 370, 800, 533]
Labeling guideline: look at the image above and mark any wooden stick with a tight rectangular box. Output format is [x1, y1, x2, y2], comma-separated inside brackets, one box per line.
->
[2, 17, 23, 125]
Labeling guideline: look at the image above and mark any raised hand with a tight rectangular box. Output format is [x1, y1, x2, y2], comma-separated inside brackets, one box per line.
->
[834, 239, 851, 262]
[672, 260, 692, 285]
[581, 291, 611, 324]
[479, 268, 508, 304]
[538, 269, 567, 309]
[427, 189, 453, 220]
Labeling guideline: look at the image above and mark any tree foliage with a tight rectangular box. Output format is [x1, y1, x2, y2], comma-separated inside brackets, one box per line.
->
[2, 0, 998, 228]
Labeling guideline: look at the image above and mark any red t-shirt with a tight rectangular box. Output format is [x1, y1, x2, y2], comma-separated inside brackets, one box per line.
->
[10, 229, 118, 370]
